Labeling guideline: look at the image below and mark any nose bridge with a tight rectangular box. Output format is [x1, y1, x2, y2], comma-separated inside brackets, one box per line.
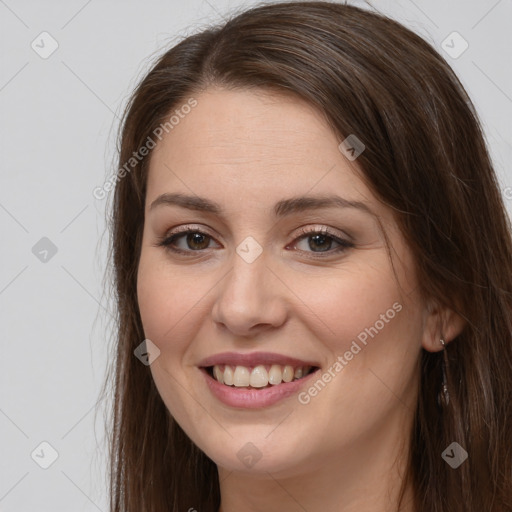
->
[212, 246, 286, 335]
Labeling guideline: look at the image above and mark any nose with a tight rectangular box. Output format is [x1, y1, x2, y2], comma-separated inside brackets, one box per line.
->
[211, 251, 288, 337]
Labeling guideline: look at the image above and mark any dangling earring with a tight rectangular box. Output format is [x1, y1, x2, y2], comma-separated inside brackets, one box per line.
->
[437, 338, 450, 407]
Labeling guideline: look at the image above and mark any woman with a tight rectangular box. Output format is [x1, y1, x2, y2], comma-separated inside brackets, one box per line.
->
[105, 2, 512, 511]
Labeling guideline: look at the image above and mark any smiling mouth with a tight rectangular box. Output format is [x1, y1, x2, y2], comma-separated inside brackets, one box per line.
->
[205, 364, 319, 389]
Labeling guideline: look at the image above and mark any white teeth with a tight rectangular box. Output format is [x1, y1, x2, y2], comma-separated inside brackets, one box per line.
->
[212, 364, 312, 387]
[223, 365, 234, 386]
[213, 365, 224, 384]
[249, 365, 268, 388]
[268, 365, 282, 385]
[233, 366, 250, 387]
[282, 365, 294, 383]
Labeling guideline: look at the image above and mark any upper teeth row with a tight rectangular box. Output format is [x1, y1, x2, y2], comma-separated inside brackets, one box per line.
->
[212, 364, 310, 387]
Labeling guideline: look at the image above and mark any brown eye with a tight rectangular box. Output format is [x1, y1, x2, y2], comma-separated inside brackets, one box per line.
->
[291, 228, 353, 256]
[184, 232, 211, 250]
[306, 233, 334, 252]
[157, 229, 218, 254]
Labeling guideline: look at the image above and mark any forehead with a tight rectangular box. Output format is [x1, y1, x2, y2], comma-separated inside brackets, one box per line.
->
[146, 87, 377, 214]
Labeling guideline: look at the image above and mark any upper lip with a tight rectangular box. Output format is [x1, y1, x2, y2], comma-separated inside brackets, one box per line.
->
[198, 351, 320, 368]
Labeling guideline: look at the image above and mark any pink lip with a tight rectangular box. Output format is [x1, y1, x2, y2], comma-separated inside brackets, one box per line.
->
[198, 351, 319, 368]
[201, 367, 320, 409]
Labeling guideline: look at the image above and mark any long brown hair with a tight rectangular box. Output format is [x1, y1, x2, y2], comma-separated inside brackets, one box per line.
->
[104, 2, 512, 510]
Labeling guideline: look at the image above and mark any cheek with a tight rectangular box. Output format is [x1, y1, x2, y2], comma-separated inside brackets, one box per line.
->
[290, 260, 407, 354]
[136, 253, 198, 356]
[290, 259, 422, 414]
[137, 255, 208, 426]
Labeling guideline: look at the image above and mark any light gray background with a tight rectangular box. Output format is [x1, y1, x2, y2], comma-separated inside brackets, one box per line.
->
[1, 0, 511, 510]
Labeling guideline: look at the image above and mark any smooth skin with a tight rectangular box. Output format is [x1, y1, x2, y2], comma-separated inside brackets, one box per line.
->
[136, 88, 465, 512]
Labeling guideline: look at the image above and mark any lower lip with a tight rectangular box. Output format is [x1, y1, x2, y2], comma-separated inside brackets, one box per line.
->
[201, 368, 319, 409]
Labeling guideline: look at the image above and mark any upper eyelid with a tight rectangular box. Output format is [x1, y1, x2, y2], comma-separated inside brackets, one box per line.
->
[164, 224, 348, 241]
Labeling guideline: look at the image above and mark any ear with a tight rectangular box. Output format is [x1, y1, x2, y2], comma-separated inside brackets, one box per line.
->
[421, 299, 466, 353]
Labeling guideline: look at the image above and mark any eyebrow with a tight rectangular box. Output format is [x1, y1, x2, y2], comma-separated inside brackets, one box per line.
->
[149, 192, 373, 217]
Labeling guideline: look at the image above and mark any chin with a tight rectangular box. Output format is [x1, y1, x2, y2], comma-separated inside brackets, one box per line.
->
[193, 427, 317, 477]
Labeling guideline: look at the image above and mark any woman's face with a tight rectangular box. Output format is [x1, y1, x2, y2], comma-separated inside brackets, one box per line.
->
[137, 87, 429, 477]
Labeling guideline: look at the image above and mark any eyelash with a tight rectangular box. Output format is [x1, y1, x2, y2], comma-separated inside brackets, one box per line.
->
[154, 225, 354, 258]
